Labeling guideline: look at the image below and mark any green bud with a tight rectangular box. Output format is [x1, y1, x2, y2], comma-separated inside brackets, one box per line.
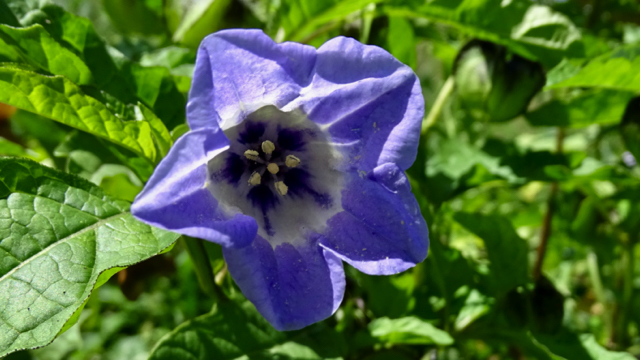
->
[620, 97, 640, 162]
[454, 40, 545, 122]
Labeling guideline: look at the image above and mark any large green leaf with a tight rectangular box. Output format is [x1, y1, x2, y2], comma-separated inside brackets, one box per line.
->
[550, 44, 640, 91]
[0, 24, 93, 85]
[148, 300, 324, 360]
[0, 66, 170, 164]
[526, 90, 635, 128]
[368, 317, 454, 346]
[385, 0, 582, 67]
[24, 4, 186, 129]
[453, 213, 529, 294]
[0, 158, 179, 357]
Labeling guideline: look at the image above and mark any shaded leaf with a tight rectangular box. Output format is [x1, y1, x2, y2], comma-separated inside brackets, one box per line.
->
[0, 158, 179, 357]
[148, 300, 321, 360]
[527, 90, 635, 128]
[453, 212, 529, 294]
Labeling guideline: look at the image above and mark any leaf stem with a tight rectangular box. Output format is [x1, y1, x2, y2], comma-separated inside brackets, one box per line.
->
[421, 76, 455, 135]
[532, 127, 564, 281]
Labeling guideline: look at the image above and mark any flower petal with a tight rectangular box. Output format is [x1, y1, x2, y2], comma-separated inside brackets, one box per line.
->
[319, 163, 428, 275]
[223, 236, 345, 331]
[190, 29, 317, 130]
[289, 36, 424, 171]
[131, 128, 258, 248]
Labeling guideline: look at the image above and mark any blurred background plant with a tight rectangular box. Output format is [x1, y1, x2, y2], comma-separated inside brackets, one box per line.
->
[1, 0, 640, 359]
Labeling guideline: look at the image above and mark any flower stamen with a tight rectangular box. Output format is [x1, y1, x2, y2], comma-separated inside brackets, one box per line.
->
[267, 163, 279, 174]
[248, 171, 262, 185]
[261, 140, 276, 154]
[275, 181, 288, 196]
[285, 155, 300, 168]
[244, 149, 261, 162]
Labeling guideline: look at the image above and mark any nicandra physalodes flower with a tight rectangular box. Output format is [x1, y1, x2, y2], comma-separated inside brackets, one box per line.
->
[131, 29, 429, 331]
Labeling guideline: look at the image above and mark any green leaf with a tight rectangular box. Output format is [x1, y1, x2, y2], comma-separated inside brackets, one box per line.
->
[0, 66, 170, 164]
[454, 289, 492, 331]
[0, 0, 20, 27]
[284, 0, 386, 43]
[172, 0, 233, 48]
[0, 158, 179, 357]
[535, 331, 636, 360]
[453, 212, 529, 294]
[387, 17, 416, 70]
[0, 24, 94, 85]
[148, 300, 321, 360]
[550, 44, 640, 91]
[526, 90, 635, 128]
[31, 4, 186, 129]
[385, 0, 582, 67]
[368, 317, 454, 346]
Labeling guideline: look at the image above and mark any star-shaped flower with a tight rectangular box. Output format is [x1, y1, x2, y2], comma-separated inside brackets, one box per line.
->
[131, 29, 429, 331]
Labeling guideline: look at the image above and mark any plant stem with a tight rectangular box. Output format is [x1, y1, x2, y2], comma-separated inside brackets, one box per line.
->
[182, 236, 228, 302]
[421, 76, 455, 135]
[532, 127, 564, 281]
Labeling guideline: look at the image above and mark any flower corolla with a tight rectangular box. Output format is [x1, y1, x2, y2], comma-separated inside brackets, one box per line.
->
[131, 29, 429, 330]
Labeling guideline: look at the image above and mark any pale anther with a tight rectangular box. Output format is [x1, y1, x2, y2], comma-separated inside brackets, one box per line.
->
[275, 181, 288, 196]
[248, 171, 261, 185]
[244, 149, 260, 161]
[267, 163, 279, 174]
[261, 140, 276, 154]
[285, 155, 300, 168]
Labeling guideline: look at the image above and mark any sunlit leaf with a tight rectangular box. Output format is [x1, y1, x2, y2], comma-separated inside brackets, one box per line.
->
[0, 158, 179, 357]
[0, 66, 170, 164]
[369, 317, 453, 346]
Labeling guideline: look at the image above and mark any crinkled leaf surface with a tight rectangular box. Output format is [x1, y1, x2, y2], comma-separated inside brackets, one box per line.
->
[549, 44, 640, 91]
[148, 300, 324, 360]
[0, 158, 179, 357]
[369, 317, 454, 346]
[0, 4, 186, 129]
[0, 24, 94, 85]
[453, 213, 529, 295]
[0, 66, 170, 164]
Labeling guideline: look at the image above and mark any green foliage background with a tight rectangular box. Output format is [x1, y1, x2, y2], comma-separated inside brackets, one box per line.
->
[0, 0, 639, 359]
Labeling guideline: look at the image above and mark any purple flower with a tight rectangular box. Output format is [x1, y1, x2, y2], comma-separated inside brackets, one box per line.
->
[131, 29, 429, 330]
